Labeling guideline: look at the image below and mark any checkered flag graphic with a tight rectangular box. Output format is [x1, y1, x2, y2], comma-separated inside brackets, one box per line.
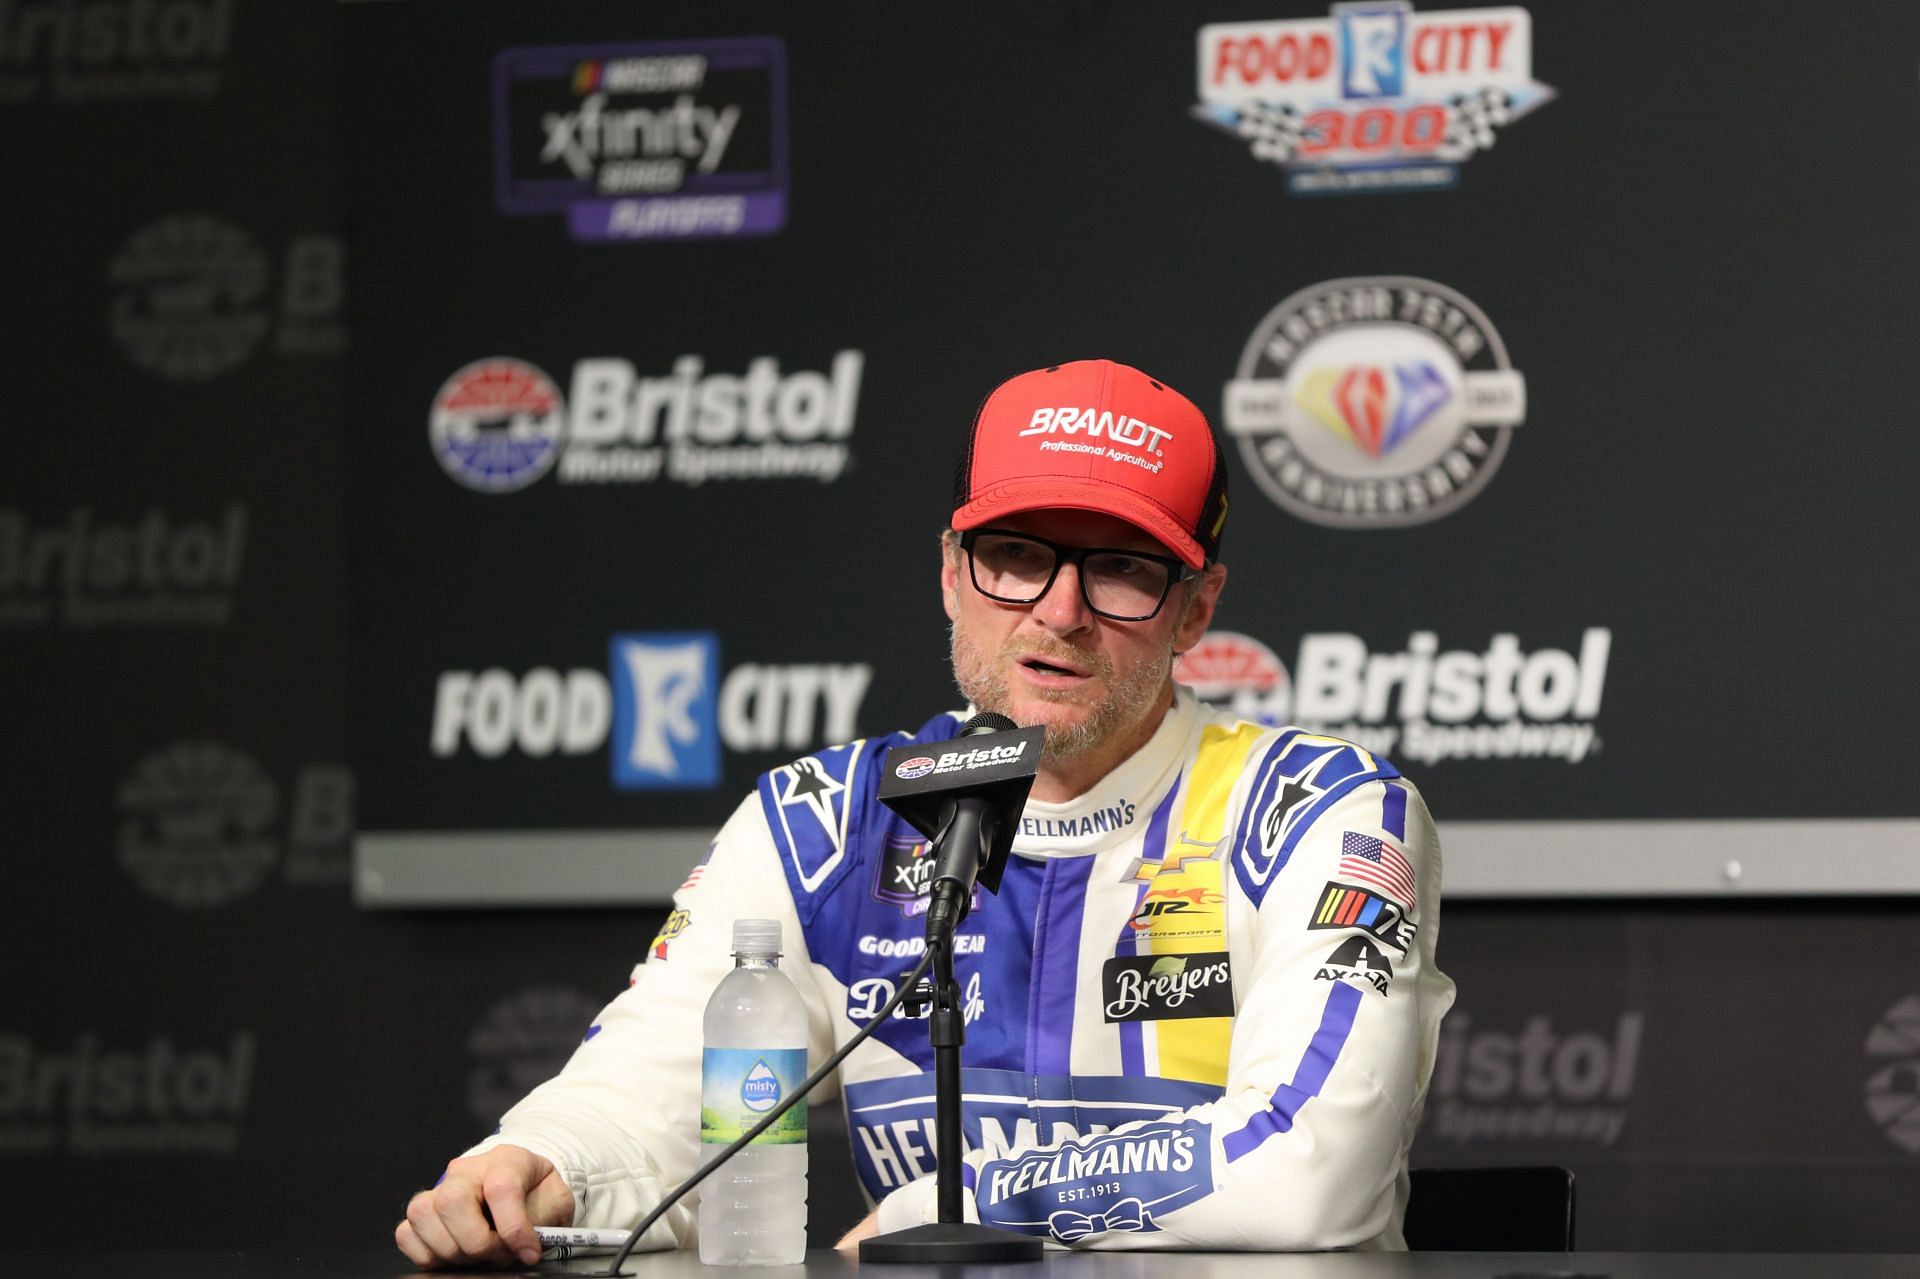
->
[1445, 86, 1513, 155]
[1233, 102, 1305, 165]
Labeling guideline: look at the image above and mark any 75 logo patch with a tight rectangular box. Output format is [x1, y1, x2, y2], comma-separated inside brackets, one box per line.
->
[1309, 880, 1415, 952]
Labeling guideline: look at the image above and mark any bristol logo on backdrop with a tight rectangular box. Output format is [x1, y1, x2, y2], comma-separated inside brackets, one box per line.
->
[0, 0, 235, 105]
[106, 215, 345, 381]
[115, 743, 357, 905]
[1191, 2, 1555, 196]
[1222, 277, 1526, 528]
[493, 37, 788, 242]
[465, 987, 607, 1127]
[1865, 996, 1920, 1155]
[428, 350, 864, 492]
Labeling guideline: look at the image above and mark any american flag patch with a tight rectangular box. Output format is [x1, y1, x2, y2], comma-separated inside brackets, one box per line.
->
[1339, 832, 1415, 903]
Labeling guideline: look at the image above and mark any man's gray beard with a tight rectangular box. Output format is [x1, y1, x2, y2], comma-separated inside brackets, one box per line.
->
[948, 622, 1175, 765]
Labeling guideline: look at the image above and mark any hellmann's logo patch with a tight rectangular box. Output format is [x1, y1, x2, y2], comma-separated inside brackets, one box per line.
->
[1103, 952, 1234, 1022]
[1019, 407, 1174, 456]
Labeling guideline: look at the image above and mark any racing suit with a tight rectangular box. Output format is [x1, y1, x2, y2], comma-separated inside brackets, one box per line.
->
[467, 687, 1453, 1250]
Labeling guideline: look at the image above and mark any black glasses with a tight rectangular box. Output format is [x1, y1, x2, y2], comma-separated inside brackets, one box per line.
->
[958, 528, 1197, 622]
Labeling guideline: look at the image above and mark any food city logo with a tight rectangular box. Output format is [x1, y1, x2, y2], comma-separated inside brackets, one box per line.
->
[430, 632, 872, 790]
[1425, 1010, 1643, 1146]
[493, 37, 787, 242]
[465, 987, 607, 1127]
[0, 503, 245, 630]
[1865, 995, 1920, 1155]
[0, 1031, 256, 1156]
[0, 0, 233, 105]
[1192, 3, 1553, 195]
[106, 215, 346, 381]
[1223, 277, 1525, 528]
[116, 742, 357, 905]
[1174, 627, 1609, 766]
[428, 350, 864, 492]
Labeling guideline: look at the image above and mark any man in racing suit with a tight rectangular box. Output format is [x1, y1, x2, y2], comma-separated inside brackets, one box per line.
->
[396, 359, 1453, 1265]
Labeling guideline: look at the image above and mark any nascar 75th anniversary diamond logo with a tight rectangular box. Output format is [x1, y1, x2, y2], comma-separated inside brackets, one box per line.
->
[493, 38, 787, 242]
[1193, 3, 1553, 195]
[1224, 277, 1526, 528]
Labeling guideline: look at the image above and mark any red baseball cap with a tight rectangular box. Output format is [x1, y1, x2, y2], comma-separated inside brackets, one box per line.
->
[951, 359, 1229, 569]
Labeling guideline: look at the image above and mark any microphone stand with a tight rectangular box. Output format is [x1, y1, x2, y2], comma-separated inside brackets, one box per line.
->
[858, 889, 1041, 1262]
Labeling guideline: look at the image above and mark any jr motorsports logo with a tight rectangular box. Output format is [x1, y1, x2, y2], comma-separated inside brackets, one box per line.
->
[466, 987, 606, 1127]
[430, 633, 872, 790]
[1865, 996, 1920, 1155]
[0, 0, 233, 105]
[107, 215, 346, 381]
[429, 350, 864, 491]
[1192, 3, 1553, 195]
[1174, 627, 1609, 766]
[117, 742, 356, 904]
[1224, 277, 1525, 527]
[494, 38, 787, 242]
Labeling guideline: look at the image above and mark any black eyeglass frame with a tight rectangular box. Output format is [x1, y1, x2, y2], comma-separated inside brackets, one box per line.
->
[956, 527, 1199, 622]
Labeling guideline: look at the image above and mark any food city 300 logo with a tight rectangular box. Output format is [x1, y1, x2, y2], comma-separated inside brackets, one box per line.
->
[1192, 2, 1554, 195]
[1174, 627, 1608, 766]
[1224, 277, 1525, 528]
[428, 350, 864, 492]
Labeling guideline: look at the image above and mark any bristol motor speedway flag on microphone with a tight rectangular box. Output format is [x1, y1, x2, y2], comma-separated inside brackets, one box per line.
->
[877, 719, 1043, 901]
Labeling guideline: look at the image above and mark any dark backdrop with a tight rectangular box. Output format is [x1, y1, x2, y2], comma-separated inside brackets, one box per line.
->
[2, 0, 1918, 1253]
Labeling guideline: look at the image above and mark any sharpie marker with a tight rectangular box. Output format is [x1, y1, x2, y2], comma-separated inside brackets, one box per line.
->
[534, 1226, 632, 1260]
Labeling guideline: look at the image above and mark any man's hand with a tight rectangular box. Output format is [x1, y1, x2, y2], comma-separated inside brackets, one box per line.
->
[396, 1145, 574, 1269]
[835, 1209, 881, 1252]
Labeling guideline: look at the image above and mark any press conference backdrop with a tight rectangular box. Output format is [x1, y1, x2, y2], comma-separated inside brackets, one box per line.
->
[344, 2, 1920, 904]
[8, 0, 1920, 1257]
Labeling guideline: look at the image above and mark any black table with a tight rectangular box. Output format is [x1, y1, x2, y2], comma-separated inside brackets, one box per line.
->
[29, 1252, 1920, 1279]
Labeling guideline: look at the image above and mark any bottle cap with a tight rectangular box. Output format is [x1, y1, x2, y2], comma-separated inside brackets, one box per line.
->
[731, 918, 783, 958]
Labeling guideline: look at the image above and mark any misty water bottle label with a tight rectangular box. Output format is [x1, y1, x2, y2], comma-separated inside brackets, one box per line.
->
[701, 1048, 807, 1145]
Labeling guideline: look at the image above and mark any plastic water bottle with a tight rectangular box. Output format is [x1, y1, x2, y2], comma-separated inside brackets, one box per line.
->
[699, 918, 809, 1265]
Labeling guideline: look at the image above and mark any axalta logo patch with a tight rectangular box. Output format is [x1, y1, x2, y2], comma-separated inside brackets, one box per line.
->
[430, 351, 864, 492]
[1192, 3, 1554, 195]
[1177, 627, 1610, 765]
[1224, 277, 1525, 527]
[492, 38, 788, 242]
[1426, 1011, 1643, 1146]
[428, 636, 871, 791]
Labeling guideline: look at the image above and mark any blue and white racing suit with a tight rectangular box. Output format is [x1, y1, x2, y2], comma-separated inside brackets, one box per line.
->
[467, 688, 1454, 1251]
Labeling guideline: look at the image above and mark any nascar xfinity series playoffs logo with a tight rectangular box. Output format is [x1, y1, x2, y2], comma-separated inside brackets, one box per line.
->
[429, 351, 864, 491]
[1193, 3, 1554, 195]
[1174, 627, 1608, 766]
[1224, 277, 1525, 527]
[493, 38, 787, 242]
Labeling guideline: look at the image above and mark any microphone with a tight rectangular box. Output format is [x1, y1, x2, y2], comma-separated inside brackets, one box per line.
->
[876, 712, 1044, 944]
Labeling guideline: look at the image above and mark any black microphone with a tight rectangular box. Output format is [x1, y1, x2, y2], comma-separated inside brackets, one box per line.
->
[876, 712, 1044, 944]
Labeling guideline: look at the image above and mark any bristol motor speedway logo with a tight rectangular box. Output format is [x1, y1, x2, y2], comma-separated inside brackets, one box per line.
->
[1223, 277, 1525, 528]
[0, 0, 235, 105]
[1424, 1010, 1643, 1146]
[1865, 996, 1920, 1155]
[493, 38, 787, 242]
[1193, 3, 1554, 196]
[465, 987, 606, 1127]
[429, 350, 864, 492]
[1173, 627, 1610, 766]
[430, 632, 872, 789]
